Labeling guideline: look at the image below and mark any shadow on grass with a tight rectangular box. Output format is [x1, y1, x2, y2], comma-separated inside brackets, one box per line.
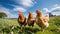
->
[17, 26, 40, 34]
[2, 26, 40, 34]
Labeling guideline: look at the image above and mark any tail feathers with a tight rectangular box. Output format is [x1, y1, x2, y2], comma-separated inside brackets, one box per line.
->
[45, 14, 49, 21]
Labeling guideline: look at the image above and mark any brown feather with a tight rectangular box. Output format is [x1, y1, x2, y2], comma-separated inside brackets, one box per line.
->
[27, 12, 35, 27]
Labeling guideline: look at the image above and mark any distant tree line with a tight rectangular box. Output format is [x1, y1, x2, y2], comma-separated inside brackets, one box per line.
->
[49, 13, 56, 17]
[0, 12, 7, 18]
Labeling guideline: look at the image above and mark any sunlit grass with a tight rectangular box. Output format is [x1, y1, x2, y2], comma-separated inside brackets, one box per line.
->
[0, 16, 60, 34]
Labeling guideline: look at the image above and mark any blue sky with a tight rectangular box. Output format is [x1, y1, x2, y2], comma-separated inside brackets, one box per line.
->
[0, 0, 60, 18]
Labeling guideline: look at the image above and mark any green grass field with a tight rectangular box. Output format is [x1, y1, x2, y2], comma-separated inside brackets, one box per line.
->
[0, 16, 60, 34]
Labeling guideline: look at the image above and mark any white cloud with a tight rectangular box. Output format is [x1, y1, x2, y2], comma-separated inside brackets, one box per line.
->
[53, 4, 60, 7]
[43, 4, 60, 12]
[13, 0, 35, 7]
[13, 7, 26, 12]
[43, 4, 60, 15]
[43, 8, 49, 12]
[50, 6, 60, 12]
[54, 4, 58, 7]
[11, 5, 26, 12]
[0, 5, 18, 18]
[21, 0, 34, 7]
[50, 6, 60, 15]
[48, 4, 60, 12]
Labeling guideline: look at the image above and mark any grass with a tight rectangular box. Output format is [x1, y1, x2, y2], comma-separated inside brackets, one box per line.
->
[0, 16, 60, 34]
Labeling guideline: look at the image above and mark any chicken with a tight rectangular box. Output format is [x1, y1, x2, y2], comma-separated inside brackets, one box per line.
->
[17, 11, 27, 27]
[36, 9, 49, 31]
[27, 12, 35, 27]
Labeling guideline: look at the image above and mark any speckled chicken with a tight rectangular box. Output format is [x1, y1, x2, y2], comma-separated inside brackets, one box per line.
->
[36, 9, 49, 31]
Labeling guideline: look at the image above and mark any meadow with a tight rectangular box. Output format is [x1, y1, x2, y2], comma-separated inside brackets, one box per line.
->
[0, 16, 60, 34]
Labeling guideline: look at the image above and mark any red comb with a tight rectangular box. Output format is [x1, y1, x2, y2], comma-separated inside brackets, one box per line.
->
[18, 11, 22, 16]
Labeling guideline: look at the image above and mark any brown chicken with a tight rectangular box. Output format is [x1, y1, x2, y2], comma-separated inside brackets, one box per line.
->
[36, 9, 49, 31]
[27, 12, 35, 27]
[17, 11, 27, 27]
